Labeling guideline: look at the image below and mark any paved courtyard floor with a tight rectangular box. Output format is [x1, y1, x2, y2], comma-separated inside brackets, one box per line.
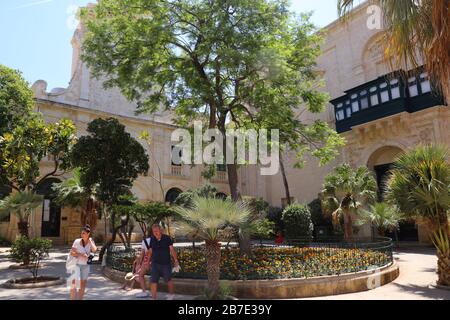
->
[0, 246, 449, 300]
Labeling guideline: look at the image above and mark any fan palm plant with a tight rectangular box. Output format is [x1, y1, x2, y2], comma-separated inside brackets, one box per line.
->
[322, 164, 377, 240]
[173, 196, 251, 298]
[338, 0, 450, 103]
[0, 191, 44, 237]
[358, 202, 404, 236]
[387, 145, 450, 286]
[52, 168, 99, 230]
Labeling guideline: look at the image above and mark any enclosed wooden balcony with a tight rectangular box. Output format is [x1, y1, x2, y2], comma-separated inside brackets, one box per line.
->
[331, 68, 444, 133]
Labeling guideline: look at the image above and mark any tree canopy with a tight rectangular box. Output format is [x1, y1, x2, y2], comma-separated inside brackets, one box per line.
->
[70, 117, 149, 205]
[80, 0, 344, 200]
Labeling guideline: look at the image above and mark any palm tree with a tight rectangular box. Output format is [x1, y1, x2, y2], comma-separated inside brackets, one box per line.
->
[52, 168, 99, 230]
[358, 202, 404, 236]
[173, 196, 251, 298]
[387, 145, 450, 286]
[0, 191, 44, 237]
[338, 0, 450, 103]
[322, 164, 377, 240]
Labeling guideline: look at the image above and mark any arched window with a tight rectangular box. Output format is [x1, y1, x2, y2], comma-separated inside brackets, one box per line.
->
[165, 188, 182, 204]
[36, 178, 62, 237]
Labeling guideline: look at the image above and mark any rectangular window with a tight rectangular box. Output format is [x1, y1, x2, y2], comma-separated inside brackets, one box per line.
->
[171, 145, 182, 166]
[380, 90, 389, 103]
[336, 110, 345, 121]
[391, 87, 400, 99]
[370, 94, 379, 106]
[360, 97, 369, 109]
[351, 101, 359, 113]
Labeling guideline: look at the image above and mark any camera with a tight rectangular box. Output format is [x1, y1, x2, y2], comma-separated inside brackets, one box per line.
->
[87, 253, 95, 265]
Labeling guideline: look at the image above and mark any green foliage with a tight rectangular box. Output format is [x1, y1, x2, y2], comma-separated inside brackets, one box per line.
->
[10, 237, 52, 278]
[52, 168, 92, 209]
[173, 197, 251, 242]
[174, 184, 219, 209]
[308, 198, 331, 226]
[358, 203, 404, 235]
[251, 219, 275, 241]
[80, 0, 344, 180]
[0, 191, 43, 222]
[0, 117, 77, 191]
[71, 118, 149, 205]
[0, 64, 34, 137]
[321, 164, 377, 237]
[387, 145, 450, 229]
[125, 201, 174, 237]
[282, 203, 314, 240]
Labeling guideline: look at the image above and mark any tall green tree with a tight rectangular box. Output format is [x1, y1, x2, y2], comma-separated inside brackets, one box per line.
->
[0, 65, 34, 137]
[70, 117, 149, 259]
[80, 0, 343, 202]
[321, 164, 377, 240]
[338, 0, 450, 103]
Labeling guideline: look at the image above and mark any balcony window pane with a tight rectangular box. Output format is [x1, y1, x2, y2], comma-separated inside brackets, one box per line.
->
[337, 103, 343, 108]
[360, 90, 367, 96]
[409, 84, 419, 97]
[390, 79, 399, 85]
[379, 82, 388, 89]
[380, 90, 389, 103]
[352, 101, 359, 112]
[346, 107, 352, 118]
[351, 94, 358, 99]
[421, 80, 431, 93]
[360, 97, 369, 109]
[370, 94, 379, 106]
[391, 87, 400, 99]
[336, 110, 344, 121]
[369, 86, 377, 93]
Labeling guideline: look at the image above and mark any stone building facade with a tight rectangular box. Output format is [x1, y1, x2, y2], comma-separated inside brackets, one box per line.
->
[1, 2, 448, 244]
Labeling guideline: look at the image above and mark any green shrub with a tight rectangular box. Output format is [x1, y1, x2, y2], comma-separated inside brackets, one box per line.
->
[282, 204, 314, 240]
[10, 237, 52, 272]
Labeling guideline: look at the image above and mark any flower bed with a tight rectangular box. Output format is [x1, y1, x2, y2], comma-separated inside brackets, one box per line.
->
[107, 246, 392, 281]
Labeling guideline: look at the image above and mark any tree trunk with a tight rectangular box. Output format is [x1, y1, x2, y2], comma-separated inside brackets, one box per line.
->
[205, 240, 221, 299]
[17, 221, 29, 238]
[343, 211, 353, 240]
[279, 153, 292, 206]
[227, 163, 240, 202]
[437, 251, 450, 287]
[239, 230, 252, 256]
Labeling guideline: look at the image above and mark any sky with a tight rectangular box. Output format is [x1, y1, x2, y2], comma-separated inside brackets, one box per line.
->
[0, 0, 339, 90]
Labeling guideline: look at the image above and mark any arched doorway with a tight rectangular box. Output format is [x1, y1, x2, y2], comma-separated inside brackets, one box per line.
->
[165, 188, 182, 205]
[367, 146, 419, 242]
[367, 146, 403, 200]
[36, 178, 62, 237]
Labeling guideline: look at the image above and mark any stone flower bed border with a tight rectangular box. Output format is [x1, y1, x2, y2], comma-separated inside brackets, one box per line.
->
[103, 262, 399, 299]
[1, 276, 64, 289]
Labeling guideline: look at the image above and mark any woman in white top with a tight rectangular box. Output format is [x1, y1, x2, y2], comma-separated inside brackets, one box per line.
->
[70, 225, 97, 300]
[135, 236, 152, 298]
